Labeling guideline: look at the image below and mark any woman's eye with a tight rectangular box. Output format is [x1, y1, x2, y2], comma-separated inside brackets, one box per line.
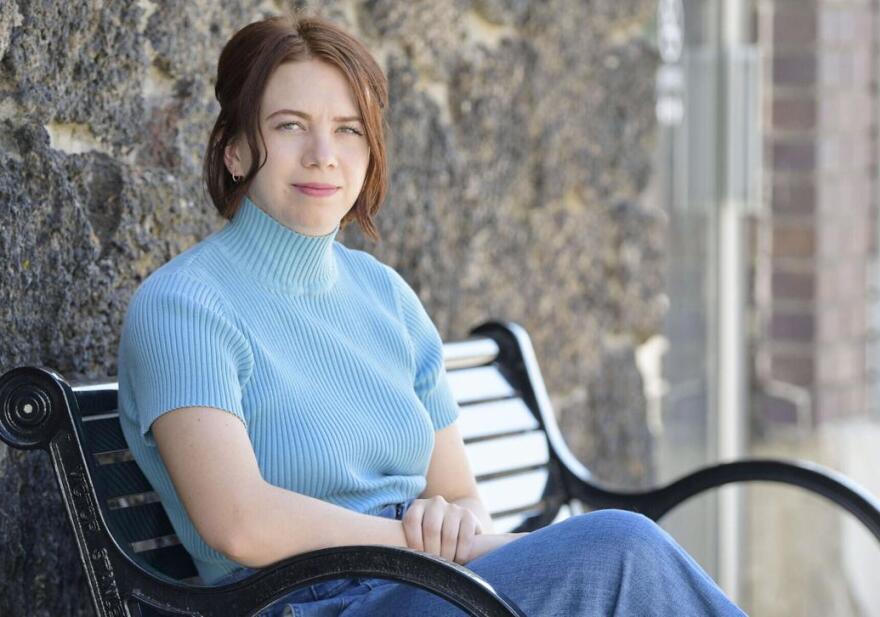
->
[278, 121, 303, 131]
[339, 126, 364, 136]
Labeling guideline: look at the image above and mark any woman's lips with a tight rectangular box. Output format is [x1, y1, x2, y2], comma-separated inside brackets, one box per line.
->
[293, 184, 339, 197]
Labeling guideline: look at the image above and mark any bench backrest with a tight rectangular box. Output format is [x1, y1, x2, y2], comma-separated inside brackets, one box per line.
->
[71, 321, 572, 582]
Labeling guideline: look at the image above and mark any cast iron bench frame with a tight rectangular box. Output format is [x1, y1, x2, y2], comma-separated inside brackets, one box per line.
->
[2, 320, 880, 617]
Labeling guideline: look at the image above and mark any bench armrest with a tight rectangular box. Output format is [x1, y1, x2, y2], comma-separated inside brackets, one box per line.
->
[0, 367, 524, 617]
[133, 545, 525, 617]
[562, 458, 880, 544]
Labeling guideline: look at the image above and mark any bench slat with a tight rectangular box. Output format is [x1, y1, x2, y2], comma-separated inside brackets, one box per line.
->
[130, 533, 181, 553]
[94, 460, 154, 499]
[491, 503, 577, 534]
[459, 398, 540, 442]
[447, 366, 516, 404]
[466, 431, 549, 478]
[135, 544, 199, 581]
[442, 338, 499, 370]
[492, 510, 542, 534]
[107, 502, 176, 545]
[80, 415, 127, 454]
[73, 386, 118, 417]
[478, 468, 548, 515]
[491, 513, 526, 533]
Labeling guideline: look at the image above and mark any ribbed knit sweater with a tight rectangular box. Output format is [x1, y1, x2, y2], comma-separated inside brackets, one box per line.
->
[117, 195, 460, 584]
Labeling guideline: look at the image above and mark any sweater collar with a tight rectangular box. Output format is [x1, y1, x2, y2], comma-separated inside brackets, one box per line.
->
[216, 195, 340, 293]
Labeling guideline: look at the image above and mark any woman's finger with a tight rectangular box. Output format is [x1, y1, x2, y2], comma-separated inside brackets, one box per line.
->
[453, 513, 479, 564]
[440, 506, 463, 562]
[421, 496, 447, 556]
[402, 500, 425, 552]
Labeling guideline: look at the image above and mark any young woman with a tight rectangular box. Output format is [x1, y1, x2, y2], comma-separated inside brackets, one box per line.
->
[118, 13, 746, 616]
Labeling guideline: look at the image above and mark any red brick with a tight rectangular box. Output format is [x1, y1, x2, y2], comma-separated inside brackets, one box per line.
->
[772, 176, 816, 216]
[773, 54, 817, 86]
[772, 269, 815, 301]
[771, 310, 815, 341]
[771, 351, 814, 387]
[773, 139, 816, 171]
[773, 223, 815, 258]
[758, 396, 801, 425]
[772, 96, 817, 131]
[773, 6, 817, 49]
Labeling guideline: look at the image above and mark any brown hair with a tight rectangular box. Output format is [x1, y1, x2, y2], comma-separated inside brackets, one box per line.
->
[203, 14, 388, 241]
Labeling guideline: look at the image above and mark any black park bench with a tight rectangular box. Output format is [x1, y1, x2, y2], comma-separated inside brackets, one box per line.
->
[2, 320, 880, 617]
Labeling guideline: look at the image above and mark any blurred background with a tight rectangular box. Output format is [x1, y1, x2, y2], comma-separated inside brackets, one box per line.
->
[654, 1, 880, 615]
[0, 0, 878, 615]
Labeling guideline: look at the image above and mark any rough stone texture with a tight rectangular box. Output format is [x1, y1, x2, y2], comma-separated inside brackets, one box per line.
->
[0, 1, 662, 613]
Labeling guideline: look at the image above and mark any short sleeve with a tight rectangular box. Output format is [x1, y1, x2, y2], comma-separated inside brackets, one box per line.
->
[385, 266, 460, 431]
[119, 272, 252, 445]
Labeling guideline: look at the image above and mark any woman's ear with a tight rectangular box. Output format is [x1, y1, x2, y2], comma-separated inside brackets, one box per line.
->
[223, 139, 242, 177]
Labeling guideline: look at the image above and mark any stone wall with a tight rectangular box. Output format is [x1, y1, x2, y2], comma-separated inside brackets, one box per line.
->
[0, 1, 661, 613]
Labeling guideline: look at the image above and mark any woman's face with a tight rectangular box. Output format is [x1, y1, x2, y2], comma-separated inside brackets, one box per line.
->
[225, 59, 370, 236]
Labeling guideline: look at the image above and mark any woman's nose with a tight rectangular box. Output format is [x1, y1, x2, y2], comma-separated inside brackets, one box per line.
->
[302, 132, 338, 169]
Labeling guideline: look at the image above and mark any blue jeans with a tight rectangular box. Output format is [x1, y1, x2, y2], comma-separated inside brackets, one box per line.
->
[216, 501, 747, 616]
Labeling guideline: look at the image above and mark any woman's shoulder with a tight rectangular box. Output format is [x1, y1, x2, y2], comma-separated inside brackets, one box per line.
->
[332, 243, 421, 312]
[129, 243, 227, 314]
[333, 242, 399, 284]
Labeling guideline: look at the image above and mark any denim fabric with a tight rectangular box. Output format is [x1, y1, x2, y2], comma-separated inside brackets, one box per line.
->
[216, 501, 747, 616]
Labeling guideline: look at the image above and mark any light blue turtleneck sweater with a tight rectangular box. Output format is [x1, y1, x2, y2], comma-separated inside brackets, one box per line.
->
[117, 196, 460, 584]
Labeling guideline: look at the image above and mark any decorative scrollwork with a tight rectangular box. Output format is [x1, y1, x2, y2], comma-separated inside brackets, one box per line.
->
[69, 470, 101, 533]
[0, 368, 64, 450]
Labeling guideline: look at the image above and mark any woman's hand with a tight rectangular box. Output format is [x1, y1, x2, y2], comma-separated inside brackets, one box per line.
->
[402, 495, 484, 564]
[402, 496, 529, 564]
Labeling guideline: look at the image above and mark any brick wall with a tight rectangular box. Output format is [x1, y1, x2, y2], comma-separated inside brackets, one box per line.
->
[758, 0, 878, 425]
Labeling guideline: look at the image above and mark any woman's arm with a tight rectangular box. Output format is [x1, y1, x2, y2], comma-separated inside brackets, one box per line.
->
[401, 421, 529, 564]
[420, 422, 494, 533]
[152, 406, 408, 568]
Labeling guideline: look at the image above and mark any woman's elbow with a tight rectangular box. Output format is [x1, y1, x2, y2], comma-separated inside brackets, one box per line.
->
[213, 531, 272, 568]
[198, 503, 270, 567]
[210, 524, 290, 568]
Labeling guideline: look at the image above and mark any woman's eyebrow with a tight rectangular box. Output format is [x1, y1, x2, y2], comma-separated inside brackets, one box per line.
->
[265, 109, 363, 122]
